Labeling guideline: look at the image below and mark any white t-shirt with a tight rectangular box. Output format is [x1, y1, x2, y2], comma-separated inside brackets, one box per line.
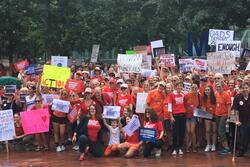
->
[108, 125, 120, 145]
[25, 94, 36, 110]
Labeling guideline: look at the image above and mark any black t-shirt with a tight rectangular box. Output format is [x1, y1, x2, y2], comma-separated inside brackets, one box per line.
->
[232, 93, 250, 123]
[1, 100, 19, 114]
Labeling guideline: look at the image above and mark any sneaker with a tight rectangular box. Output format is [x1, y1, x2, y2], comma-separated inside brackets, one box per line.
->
[204, 145, 211, 152]
[56, 146, 62, 152]
[179, 149, 184, 155]
[211, 144, 216, 152]
[219, 148, 230, 155]
[60, 145, 65, 151]
[72, 145, 79, 151]
[172, 150, 177, 155]
[155, 149, 161, 157]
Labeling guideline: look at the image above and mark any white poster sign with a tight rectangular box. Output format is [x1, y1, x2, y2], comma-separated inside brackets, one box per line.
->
[179, 58, 193, 73]
[103, 106, 121, 119]
[123, 115, 141, 136]
[193, 108, 213, 120]
[42, 94, 59, 105]
[160, 54, 175, 67]
[246, 62, 250, 71]
[136, 93, 148, 113]
[150, 40, 164, 49]
[51, 99, 70, 113]
[117, 54, 143, 73]
[51, 56, 68, 67]
[216, 41, 241, 57]
[90, 44, 100, 63]
[193, 59, 207, 71]
[0, 109, 15, 141]
[208, 29, 234, 46]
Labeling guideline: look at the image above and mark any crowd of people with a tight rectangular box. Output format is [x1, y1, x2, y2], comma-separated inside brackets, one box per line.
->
[0, 57, 249, 161]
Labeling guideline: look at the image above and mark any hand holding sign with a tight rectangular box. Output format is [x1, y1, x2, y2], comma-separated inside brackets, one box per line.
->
[51, 99, 70, 113]
[123, 115, 141, 136]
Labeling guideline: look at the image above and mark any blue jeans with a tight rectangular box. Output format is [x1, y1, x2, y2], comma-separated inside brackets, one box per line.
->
[239, 121, 250, 153]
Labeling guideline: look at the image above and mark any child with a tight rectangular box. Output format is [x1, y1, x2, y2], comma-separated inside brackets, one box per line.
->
[103, 118, 121, 156]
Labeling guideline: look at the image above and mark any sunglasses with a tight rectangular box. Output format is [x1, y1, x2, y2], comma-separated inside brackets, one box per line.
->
[35, 100, 41, 103]
[214, 78, 221, 80]
[172, 80, 177, 82]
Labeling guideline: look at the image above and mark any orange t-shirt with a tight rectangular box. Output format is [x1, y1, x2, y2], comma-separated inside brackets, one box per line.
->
[116, 93, 133, 115]
[163, 95, 170, 120]
[146, 89, 165, 118]
[215, 91, 231, 116]
[201, 97, 216, 115]
[184, 92, 200, 118]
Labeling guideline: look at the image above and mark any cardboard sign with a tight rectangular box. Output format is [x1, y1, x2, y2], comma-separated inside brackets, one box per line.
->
[123, 115, 141, 136]
[65, 79, 84, 94]
[246, 62, 250, 71]
[68, 104, 81, 123]
[20, 108, 50, 135]
[208, 29, 234, 46]
[183, 82, 192, 94]
[0, 109, 15, 142]
[103, 106, 121, 119]
[151, 40, 164, 49]
[90, 44, 100, 63]
[207, 51, 235, 74]
[193, 59, 207, 71]
[179, 58, 193, 73]
[136, 93, 148, 113]
[216, 41, 241, 57]
[42, 94, 59, 104]
[51, 56, 68, 67]
[14, 59, 29, 72]
[5, 85, 16, 94]
[41, 65, 71, 88]
[51, 99, 70, 113]
[117, 54, 143, 73]
[160, 54, 175, 67]
[193, 108, 213, 120]
[139, 128, 156, 142]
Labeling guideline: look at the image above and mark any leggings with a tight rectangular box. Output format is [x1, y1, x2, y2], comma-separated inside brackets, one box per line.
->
[172, 115, 186, 150]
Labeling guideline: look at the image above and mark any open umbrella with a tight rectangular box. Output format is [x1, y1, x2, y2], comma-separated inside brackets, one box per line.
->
[0, 76, 22, 88]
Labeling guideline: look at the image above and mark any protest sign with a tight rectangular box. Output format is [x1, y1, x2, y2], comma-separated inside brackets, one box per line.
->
[208, 29, 234, 46]
[20, 108, 50, 135]
[20, 93, 29, 103]
[151, 40, 164, 49]
[160, 54, 175, 67]
[183, 82, 192, 94]
[136, 93, 148, 113]
[103, 106, 121, 119]
[123, 115, 141, 136]
[139, 128, 156, 142]
[5, 85, 16, 94]
[193, 108, 213, 120]
[141, 55, 152, 70]
[153, 47, 165, 57]
[0, 109, 15, 142]
[90, 44, 100, 63]
[193, 59, 207, 71]
[141, 69, 156, 78]
[52, 99, 70, 113]
[42, 94, 59, 104]
[14, 59, 29, 72]
[207, 51, 235, 74]
[65, 79, 84, 93]
[51, 56, 68, 67]
[216, 41, 241, 57]
[25, 66, 36, 75]
[117, 54, 143, 73]
[41, 65, 71, 88]
[179, 58, 193, 73]
[68, 104, 81, 123]
[126, 50, 136, 55]
[35, 66, 43, 75]
[133, 45, 148, 54]
[245, 61, 250, 71]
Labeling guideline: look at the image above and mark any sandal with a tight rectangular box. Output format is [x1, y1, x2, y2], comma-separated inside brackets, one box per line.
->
[79, 155, 85, 161]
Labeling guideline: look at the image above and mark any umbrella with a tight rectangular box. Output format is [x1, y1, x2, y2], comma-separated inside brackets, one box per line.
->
[0, 76, 22, 88]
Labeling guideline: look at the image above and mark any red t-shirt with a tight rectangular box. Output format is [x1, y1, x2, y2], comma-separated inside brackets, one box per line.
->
[215, 91, 231, 116]
[116, 93, 132, 115]
[15, 123, 24, 136]
[184, 92, 200, 118]
[87, 118, 101, 142]
[144, 121, 163, 139]
[168, 92, 186, 115]
[80, 100, 95, 116]
[126, 130, 139, 144]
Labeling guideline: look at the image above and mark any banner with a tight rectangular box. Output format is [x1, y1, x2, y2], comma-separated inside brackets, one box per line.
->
[90, 44, 100, 63]
[68, 104, 81, 123]
[51, 56, 68, 67]
[5, 85, 16, 94]
[208, 29, 234, 46]
[42, 94, 59, 104]
[0, 109, 15, 142]
[139, 128, 156, 142]
[65, 79, 84, 93]
[207, 51, 235, 74]
[103, 106, 121, 119]
[14, 59, 29, 72]
[216, 41, 241, 57]
[123, 115, 141, 136]
[20, 108, 50, 135]
[193, 59, 207, 71]
[136, 93, 148, 113]
[52, 99, 70, 113]
[117, 54, 143, 73]
[41, 65, 71, 88]
[179, 58, 193, 73]
[193, 108, 213, 120]
[160, 54, 175, 67]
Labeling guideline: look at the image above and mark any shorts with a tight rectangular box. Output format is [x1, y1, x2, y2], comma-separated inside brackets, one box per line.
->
[204, 117, 216, 122]
[51, 114, 68, 124]
[186, 117, 197, 123]
[118, 142, 140, 150]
